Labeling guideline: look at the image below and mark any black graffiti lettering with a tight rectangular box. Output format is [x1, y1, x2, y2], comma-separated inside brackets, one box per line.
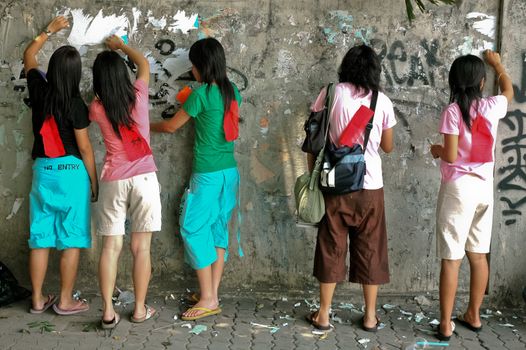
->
[387, 41, 408, 85]
[155, 39, 176, 56]
[420, 39, 441, 86]
[513, 52, 526, 103]
[407, 56, 430, 86]
[371, 39, 393, 86]
[498, 108, 526, 225]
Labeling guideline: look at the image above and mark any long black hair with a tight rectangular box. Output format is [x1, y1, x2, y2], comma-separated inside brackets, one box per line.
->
[189, 38, 234, 114]
[92, 50, 136, 137]
[338, 44, 381, 95]
[42, 45, 82, 122]
[448, 55, 486, 130]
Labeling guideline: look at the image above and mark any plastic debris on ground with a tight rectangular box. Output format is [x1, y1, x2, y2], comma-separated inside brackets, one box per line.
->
[400, 310, 413, 316]
[189, 324, 207, 335]
[211, 330, 219, 337]
[181, 323, 192, 329]
[279, 315, 294, 320]
[382, 303, 397, 310]
[338, 302, 356, 310]
[250, 322, 280, 334]
[499, 323, 514, 327]
[358, 338, 370, 346]
[281, 297, 288, 301]
[331, 315, 343, 324]
[173, 315, 178, 320]
[414, 312, 425, 323]
[429, 319, 440, 326]
[377, 322, 386, 330]
[304, 299, 320, 310]
[294, 302, 301, 307]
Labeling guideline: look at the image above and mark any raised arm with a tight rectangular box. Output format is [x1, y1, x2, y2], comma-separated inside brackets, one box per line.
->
[24, 16, 69, 73]
[105, 35, 150, 84]
[484, 50, 514, 104]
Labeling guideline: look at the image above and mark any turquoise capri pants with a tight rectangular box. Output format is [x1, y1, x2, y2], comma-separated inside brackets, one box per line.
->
[179, 167, 240, 270]
[29, 155, 91, 250]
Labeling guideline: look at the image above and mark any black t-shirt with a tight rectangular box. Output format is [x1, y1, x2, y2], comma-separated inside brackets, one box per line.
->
[27, 69, 90, 159]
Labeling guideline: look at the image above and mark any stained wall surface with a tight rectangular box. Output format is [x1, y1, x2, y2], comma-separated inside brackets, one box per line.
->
[0, 0, 524, 303]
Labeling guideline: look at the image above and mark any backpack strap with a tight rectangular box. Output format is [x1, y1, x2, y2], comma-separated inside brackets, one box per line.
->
[362, 90, 378, 153]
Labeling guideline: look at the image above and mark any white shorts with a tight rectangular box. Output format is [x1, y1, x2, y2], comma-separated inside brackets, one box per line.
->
[436, 174, 493, 259]
[96, 172, 162, 235]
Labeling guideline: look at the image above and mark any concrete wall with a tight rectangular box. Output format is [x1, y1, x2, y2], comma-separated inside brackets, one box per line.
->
[0, 0, 524, 303]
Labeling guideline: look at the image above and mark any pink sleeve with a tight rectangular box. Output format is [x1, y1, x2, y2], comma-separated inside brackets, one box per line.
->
[134, 79, 148, 100]
[439, 104, 460, 135]
[380, 94, 397, 130]
[88, 102, 99, 122]
[485, 95, 508, 120]
[310, 87, 327, 112]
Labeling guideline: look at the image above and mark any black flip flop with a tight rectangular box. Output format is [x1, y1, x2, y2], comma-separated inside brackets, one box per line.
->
[435, 320, 456, 341]
[457, 314, 482, 332]
[361, 316, 380, 332]
[305, 311, 333, 331]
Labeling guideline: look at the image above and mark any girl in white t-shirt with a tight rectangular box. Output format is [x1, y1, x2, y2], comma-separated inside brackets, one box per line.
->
[430, 50, 513, 341]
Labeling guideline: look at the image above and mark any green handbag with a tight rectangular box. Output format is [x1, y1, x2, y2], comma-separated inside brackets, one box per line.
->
[294, 147, 326, 224]
[294, 84, 335, 225]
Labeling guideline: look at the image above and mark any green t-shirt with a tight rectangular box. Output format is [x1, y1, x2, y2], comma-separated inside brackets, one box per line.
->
[183, 82, 242, 173]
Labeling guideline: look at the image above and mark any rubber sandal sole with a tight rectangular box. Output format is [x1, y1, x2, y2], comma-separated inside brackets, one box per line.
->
[29, 295, 57, 314]
[181, 307, 222, 321]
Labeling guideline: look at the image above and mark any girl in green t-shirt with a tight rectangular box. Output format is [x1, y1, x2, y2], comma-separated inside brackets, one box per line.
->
[151, 38, 241, 321]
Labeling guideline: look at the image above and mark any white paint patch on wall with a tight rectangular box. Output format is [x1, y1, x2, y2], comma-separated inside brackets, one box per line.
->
[131, 8, 142, 39]
[67, 9, 129, 47]
[146, 10, 167, 29]
[12, 151, 30, 179]
[168, 11, 198, 34]
[466, 12, 495, 39]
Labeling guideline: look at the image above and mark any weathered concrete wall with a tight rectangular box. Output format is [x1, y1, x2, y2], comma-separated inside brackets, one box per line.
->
[0, 0, 524, 303]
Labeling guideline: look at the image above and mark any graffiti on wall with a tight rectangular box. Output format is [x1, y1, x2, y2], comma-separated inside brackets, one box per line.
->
[497, 51, 526, 226]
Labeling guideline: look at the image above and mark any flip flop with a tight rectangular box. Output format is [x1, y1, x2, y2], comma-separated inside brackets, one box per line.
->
[361, 315, 381, 332]
[457, 313, 482, 332]
[305, 311, 333, 331]
[29, 294, 57, 314]
[131, 304, 156, 323]
[101, 312, 121, 329]
[181, 306, 222, 321]
[436, 320, 456, 341]
[53, 300, 89, 315]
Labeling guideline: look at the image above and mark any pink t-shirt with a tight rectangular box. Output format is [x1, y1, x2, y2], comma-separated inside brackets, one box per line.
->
[439, 95, 508, 182]
[312, 83, 397, 190]
[89, 79, 157, 181]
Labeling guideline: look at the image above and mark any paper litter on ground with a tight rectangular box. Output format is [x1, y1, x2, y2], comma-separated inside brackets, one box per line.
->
[250, 322, 280, 334]
[189, 325, 207, 335]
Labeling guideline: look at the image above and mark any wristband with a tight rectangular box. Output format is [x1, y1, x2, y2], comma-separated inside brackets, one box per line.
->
[44, 29, 53, 37]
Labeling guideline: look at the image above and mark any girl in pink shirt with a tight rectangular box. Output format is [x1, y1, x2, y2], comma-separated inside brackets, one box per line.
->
[430, 50, 513, 341]
[90, 36, 161, 329]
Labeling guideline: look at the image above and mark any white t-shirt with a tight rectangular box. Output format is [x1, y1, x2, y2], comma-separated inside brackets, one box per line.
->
[311, 83, 397, 190]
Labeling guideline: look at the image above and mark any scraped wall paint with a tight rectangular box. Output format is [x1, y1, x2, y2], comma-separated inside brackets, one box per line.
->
[0, 0, 524, 304]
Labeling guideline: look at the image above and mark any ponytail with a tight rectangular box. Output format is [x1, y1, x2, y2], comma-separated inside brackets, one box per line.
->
[448, 55, 486, 130]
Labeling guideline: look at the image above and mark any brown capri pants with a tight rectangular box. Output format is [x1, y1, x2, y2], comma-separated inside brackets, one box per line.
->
[313, 188, 390, 285]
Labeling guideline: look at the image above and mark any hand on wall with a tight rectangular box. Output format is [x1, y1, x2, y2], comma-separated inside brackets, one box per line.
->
[46, 16, 69, 34]
[106, 35, 125, 51]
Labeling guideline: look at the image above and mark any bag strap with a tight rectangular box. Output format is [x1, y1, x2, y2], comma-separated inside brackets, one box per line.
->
[309, 83, 335, 190]
[362, 90, 378, 153]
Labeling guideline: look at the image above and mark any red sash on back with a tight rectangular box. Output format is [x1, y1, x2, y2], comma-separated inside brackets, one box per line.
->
[224, 100, 239, 142]
[40, 115, 66, 158]
[119, 124, 153, 161]
[339, 105, 375, 147]
[470, 114, 494, 162]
